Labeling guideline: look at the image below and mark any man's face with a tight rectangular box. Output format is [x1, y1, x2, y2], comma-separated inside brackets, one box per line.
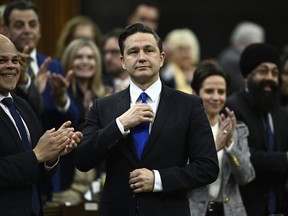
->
[6, 9, 41, 52]
[247, 62, 279, 112]
[0, 36, 21, 96]
[103, 37, 123, 77]
[129, 5, 159, 31]
[121, 32, 164, 85]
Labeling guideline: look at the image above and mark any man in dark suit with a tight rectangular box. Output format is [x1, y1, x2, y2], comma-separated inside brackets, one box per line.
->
[0, 34, 82, 215]
[75, 23, 219, 216]
[2, 0, 81, 201]
[226, 43, 288, 215]
[2, 0, 79, 131]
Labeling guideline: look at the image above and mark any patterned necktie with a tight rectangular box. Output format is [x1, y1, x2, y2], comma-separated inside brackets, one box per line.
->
[133, 92, 150, 159]
[264, 114, 276, 214]
[2, 97, 40, 215]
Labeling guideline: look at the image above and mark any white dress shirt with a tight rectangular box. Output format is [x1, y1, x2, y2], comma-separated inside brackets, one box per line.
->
[30, 49, 39, 76]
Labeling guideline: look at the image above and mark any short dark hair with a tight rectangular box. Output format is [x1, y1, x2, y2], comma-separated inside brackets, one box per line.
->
[118, 22, 162, 56]
[3, 0, 39, 26]
[191, 59, 230, 95]
[103, 27, 123, 46]
[129, 0, 160, 18]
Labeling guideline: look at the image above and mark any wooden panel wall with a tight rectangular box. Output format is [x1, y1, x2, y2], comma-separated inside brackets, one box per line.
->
[34, 0, 80, 57]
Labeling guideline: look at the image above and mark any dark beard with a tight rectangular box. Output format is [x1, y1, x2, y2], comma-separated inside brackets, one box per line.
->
[247, 79, 279, 114]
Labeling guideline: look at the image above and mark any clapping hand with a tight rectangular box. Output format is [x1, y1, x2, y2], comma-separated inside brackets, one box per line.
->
[49, 69, 73, 107]
[224, 107, 236, 147]
[33, 121, 82, 164]
[215, 107, 236, 151]
[34, 56, 52, 93]
[17, 46, 31, 85]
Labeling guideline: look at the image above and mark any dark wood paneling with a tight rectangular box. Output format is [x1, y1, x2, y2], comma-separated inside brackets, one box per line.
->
[34, 0, 80, 57]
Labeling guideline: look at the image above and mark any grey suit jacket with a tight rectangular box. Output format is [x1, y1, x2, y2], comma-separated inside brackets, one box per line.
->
[188, 122, 255, 216]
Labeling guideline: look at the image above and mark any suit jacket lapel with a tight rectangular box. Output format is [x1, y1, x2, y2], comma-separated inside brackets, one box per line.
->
[141, 85, 174, 159]
[115, 87, 130, 117]
[114, 88, 139, 159]
[36, 52, 44, 66]
[0, 106, 25, 151]
[14, 101, 37, 148]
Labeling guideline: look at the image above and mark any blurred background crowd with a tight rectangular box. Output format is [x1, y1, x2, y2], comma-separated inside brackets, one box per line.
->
[0, 0, 288, 215]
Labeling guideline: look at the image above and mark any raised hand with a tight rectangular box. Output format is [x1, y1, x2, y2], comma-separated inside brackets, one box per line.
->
[17, 46, 31, 85]
[33, 121, 74, 163]
[49, 69, 73, 107]
[215, 114, 232, 151]
[34, 56, 51, 93]
[118, 104, 154, 130]
[33, 121, 82, 163]
[224, 107, 236, 147]
[59, 131, 83, 156]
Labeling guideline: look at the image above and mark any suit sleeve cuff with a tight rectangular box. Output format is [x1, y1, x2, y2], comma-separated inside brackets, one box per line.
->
[56, 96, 71, 113]
[116, 118, 130, 135]
[44, 157, 60, 170]
[225, 139, 235, 152]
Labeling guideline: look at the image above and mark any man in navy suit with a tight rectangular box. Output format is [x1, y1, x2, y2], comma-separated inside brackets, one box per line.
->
[75, 23, 219, 216]
[0, 34, 82, 216]
[2, 0, 80, 201]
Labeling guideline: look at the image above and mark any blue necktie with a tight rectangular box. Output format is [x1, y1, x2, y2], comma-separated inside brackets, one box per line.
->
[133, 92, 150, 159]
[2, 97, 41, 215]
[264, 114, 276, 214]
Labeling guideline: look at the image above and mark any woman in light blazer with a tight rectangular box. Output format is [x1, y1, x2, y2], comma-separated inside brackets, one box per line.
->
[188, 60, 255, 216]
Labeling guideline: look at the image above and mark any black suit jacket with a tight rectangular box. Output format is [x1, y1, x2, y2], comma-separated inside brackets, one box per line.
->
[226, 90, 288, 215]
[75, 84, 219, 216]
[0, 93, 54, 216]
[14, 81, 44, 118]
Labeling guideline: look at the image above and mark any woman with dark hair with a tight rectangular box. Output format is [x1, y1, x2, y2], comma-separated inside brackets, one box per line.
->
[188, 60, 255, 216]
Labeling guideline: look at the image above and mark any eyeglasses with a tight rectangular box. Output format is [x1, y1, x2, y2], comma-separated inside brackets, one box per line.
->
[103, 49, 121, 56]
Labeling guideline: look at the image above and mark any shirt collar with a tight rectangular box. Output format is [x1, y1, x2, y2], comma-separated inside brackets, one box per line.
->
[0, 93, 12, 102]
[30, 49, 37, 62]
[130, 78, 162, 104]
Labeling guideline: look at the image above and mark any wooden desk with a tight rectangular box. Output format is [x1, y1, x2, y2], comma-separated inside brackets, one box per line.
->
[44, 202, 99, 216]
